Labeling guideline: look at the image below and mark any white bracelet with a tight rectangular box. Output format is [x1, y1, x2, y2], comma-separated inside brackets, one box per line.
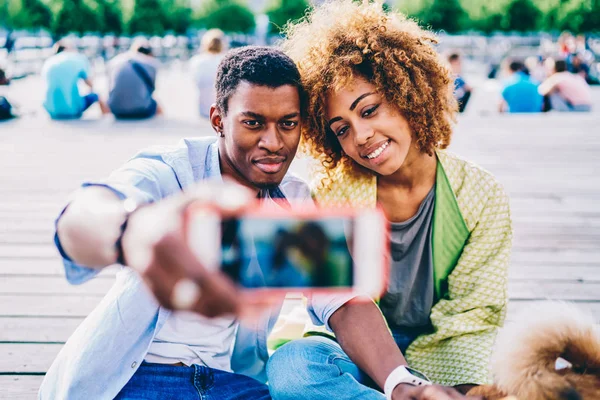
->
[384, 365, 432, 400]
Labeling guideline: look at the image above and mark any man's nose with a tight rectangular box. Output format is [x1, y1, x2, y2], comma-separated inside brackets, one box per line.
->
[259, 125, 284, 153]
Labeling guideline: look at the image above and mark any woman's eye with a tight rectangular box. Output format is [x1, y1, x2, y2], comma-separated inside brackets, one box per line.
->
[362, 105, 380, 118]
[336, 126, 349, 137]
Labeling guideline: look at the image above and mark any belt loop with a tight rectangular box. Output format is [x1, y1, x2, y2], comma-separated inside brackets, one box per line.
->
[193, 364, 215, 393]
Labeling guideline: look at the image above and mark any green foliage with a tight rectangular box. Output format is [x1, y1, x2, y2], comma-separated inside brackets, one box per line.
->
[128, 0, 169, 35]
[558, 0, 600, 32]
[163, 0, 193, 34]
[503, 0, 542, 32]
[196, 0, 256, 34]
[96, 0, 124, 34]
[416, 0, 469, 33]
[7, 0, 53, 30]
[53, 0, 100, 35]
[265, 0, 310, 34]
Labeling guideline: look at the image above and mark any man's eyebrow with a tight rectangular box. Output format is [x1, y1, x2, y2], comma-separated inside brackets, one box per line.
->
[240, 111, 265, 119]
[349, 92, 376, 111]
[281, 112, 300, 119]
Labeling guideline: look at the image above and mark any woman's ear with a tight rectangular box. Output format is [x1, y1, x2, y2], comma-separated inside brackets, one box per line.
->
[209, 105, 225, 137]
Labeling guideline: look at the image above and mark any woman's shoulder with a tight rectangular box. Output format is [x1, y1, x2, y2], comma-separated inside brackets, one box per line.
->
[437, 150, 505, 193]
[311, 167, 376, 207]
[437, 150, 510, 230]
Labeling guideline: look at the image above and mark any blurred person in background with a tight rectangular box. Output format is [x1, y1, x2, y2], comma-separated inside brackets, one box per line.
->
[524, 56, 547, 83]
[499, 60, 542, 113]
[0, 68, 9, 86]
[108, 38, 163, 119]
[189, 29, 228, 118]
[447, 52, 472, 113]
[557, 32, 575, 58]
[42, 40, 109, 119]
[539, 59, 592, 112]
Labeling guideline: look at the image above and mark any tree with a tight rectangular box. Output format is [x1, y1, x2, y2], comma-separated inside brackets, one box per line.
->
[503, 0, 542, 32]
[197, 0, 256, 34]
[128, 0, 168, 35]
[96, 0, 124, 35]
[416, 0, 469, 33]
[53, 0, 101, 35]
[8, 0, 53, 30]
[265, 0, 310, 34]
[163, 0, 193, 34]
[579, 0, 600, 32]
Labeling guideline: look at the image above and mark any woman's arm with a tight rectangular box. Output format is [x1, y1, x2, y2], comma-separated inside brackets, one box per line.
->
[329, 297, 407, 390]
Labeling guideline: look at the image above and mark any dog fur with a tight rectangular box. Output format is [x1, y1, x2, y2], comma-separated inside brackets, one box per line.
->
[467, 302, 600, 400]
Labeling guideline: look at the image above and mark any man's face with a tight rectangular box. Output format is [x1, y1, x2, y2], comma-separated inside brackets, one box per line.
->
[211, 81, 301, 191]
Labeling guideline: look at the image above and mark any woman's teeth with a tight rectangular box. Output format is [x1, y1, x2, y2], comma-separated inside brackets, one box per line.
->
[366, 140, 390, 159]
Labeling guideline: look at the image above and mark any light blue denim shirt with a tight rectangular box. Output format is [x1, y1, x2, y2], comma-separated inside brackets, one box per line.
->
[40, 137, 353, 400]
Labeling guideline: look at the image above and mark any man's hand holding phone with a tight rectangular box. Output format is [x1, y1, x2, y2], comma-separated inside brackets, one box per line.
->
[121, 180, 272, 319]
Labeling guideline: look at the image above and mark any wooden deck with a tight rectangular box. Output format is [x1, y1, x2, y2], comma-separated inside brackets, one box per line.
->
[1, 73, 599, 398]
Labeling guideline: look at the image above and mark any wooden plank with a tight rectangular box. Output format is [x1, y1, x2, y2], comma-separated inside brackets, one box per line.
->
[508, 281, 600, 301]
[0, 245, 59, 259]
[0, 259, 118, 277]
[0, 317, 81, 342]
[509, 265, 600, 282]
[511, 250, 600, 265]
[507, 300, 600, 320]
[0, 376, 44, 400]
[0, 295, 101, 317]
[0, 277, 114, 295]
[0, 343, 61, 373]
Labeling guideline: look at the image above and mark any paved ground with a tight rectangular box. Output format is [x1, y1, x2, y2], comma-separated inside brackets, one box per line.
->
[1, 70, 600, 398]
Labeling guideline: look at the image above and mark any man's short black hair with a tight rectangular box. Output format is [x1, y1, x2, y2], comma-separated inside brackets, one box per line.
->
[509, 60, 524, 73]
[215, 46, 306, 115]
[448, 53, 461, 63]
[554, 59, 567, 73]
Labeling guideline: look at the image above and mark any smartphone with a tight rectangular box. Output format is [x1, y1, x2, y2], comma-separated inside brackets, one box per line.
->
[185, 203, 388, 297]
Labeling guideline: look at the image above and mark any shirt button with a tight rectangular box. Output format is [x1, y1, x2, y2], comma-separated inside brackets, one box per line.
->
[131, 362, 137, 368]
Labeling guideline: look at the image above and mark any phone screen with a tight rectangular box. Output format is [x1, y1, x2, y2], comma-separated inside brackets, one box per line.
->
[219, 216, 354, 289]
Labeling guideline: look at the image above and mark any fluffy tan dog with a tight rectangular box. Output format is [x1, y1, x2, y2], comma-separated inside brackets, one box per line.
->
[468, 302, 600, 400]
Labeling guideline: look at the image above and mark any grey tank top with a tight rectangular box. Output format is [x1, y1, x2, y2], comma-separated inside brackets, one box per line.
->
[379, 185, 435, 329]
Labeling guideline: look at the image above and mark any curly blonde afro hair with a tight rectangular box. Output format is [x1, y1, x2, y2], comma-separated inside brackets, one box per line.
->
[281, 0, 458, 179]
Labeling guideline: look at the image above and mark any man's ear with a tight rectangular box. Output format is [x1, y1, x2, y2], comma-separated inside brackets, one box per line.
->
[209, 105, 225, 137]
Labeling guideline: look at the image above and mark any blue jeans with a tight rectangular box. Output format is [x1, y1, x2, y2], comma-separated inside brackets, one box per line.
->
[115, 361, 272, 400]
[267, 329, 423, 400]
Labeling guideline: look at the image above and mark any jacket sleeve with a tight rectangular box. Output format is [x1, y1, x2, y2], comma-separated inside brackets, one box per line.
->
[55, 157, 181, 285]
[406, 181, 512, 386]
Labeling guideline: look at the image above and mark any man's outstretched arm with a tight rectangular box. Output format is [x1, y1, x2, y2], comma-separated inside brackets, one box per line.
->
[57, 186, 128, 268]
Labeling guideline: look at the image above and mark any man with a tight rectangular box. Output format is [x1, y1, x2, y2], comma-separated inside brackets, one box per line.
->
[108, 38, 163, 119]
[42, 41, 109, 119]
[448, 52, 472, 113]
[539, 59, 592, 112]
[500, 60, 543, 113]
[39, 46, 318, 399]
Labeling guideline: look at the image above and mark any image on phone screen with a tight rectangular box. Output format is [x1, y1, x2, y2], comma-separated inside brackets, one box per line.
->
[219, 216, 354, 289]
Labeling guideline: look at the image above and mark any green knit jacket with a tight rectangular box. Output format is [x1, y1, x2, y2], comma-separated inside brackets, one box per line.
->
[312, 150, 513, 386]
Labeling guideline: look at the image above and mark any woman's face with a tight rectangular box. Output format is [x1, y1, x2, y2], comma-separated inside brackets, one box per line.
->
[325, 78, 416, 176]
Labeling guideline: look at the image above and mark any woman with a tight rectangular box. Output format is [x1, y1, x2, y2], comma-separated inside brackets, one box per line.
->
[267, 1, 512, 399]
[189, 29, 228, 118]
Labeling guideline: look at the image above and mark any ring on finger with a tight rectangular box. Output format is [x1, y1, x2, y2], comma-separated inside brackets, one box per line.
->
[171, 278, 202, 310]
